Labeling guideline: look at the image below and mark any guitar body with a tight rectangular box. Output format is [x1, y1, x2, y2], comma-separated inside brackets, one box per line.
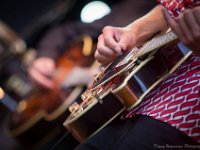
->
[65, 92, 124, 142]
[7, 35, 95, 146]
[64, 33, 192, 142]
[7, 88, 82, 146]
[113, 42, 192, 109]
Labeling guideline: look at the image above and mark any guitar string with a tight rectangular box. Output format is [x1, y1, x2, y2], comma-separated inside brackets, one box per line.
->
[115, 31, 178, 67]
[137, 31, 177, 57]
[82, 32, 178, 101]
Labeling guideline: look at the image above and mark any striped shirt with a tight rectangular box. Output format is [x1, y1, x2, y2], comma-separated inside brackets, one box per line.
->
[124, 0, 200, 143]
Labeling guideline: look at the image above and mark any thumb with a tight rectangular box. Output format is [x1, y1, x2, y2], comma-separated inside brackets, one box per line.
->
[162, 8, 177, 28]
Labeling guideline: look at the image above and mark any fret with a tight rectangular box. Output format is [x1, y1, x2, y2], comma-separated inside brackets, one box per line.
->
[138, 31, 177, 57]
[116, 31, 178, 67]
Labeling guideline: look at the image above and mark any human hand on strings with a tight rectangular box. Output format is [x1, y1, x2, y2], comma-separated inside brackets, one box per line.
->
[163, 6, 200, 55]
[28, 57, 57, 89]
[95, 26, 138, 66]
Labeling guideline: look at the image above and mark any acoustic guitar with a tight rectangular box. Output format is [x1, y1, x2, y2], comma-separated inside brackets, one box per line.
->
[6, 35, 96, 146]
[63, 31, 192, 142]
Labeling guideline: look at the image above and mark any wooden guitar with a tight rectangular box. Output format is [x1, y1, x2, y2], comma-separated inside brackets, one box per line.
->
[63, 31, 193, 142]
[6, 35, 96, 146]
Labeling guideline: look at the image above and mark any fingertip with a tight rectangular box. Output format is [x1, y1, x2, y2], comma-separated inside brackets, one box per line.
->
[162, 8, 167, 19]
[162, 8, 177, 27]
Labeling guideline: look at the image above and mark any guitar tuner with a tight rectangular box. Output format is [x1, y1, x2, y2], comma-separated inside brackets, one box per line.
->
[69, 102, 82, 114]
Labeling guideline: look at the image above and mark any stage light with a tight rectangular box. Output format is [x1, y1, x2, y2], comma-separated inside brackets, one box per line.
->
[81, 1, 111, 23]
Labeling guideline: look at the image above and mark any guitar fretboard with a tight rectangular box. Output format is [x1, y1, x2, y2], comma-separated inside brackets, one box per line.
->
[117, 31, 178, 67]
[138, 31, 178, 57]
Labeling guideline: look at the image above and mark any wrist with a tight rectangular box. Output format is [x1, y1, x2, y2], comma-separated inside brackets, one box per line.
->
[125, 21, 154, 46]
[126, 5, 168, 45]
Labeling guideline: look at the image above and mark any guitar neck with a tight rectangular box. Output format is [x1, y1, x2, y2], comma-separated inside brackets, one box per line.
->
[116, 31, 178, 67]
[138, 31, 178, 57]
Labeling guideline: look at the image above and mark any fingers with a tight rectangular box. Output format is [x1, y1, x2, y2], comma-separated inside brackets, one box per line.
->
[95, 26, 136, 65]
[32, 57, 56, 77]
[162, 8, 185, 41]
[118, 30, 134, 51]
[28, 57, 56, 89]
[97, 35, 118, 57]
[102, 26, 122, 53]
[163, 7, 200, 54]
[183, 9, 199, 38]
[190, 7, 200, 43]
[94, 49, 112, 66]
[28, 66, 56, 89]
[102, 27, 133, 52]
[194, 7, 200, 26]
[95, 26, 123, 65]
[192, 7, 200, 54]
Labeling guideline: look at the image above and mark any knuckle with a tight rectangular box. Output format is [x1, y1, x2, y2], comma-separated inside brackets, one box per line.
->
[98, 34, 102, 40]
[102, 26, 111, 32]
[94, 50, 99, 58]
[97, 46, 104, 53]
[104, 35, 110, 41]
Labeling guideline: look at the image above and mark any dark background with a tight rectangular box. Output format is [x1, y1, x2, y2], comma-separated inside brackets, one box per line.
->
[0, 0, 156, 149]
[0, 1, 123, 149]
[0, 0, 120, 46]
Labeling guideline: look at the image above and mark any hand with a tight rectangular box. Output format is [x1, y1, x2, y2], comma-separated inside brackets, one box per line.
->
[28, 57, 56, 89]
[163, 7, 200, 55]
[95, 26, 137, 66]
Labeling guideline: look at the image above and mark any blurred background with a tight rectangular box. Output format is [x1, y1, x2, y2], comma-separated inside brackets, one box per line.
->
[0, 0, 156, 149]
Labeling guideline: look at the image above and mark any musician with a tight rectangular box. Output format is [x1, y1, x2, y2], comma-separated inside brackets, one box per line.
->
[27, 22, 101, 89]
[76, 0, 200, 149]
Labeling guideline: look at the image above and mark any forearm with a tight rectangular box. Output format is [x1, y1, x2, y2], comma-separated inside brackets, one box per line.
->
[127, 4, 168, 44]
